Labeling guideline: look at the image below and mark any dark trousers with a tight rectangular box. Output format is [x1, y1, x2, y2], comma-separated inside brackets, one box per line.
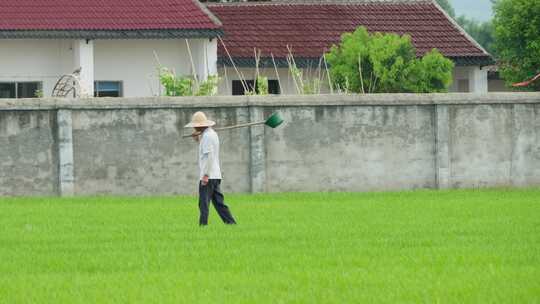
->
[199, 179, 236, 225]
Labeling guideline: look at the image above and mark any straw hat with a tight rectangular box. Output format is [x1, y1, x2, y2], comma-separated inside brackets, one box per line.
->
[184, 111, 216, 128]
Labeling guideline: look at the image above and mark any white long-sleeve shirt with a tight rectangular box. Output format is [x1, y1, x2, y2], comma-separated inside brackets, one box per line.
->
[198, 128, 222, 180]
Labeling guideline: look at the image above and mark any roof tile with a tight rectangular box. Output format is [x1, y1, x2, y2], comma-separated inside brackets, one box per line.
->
[0, 0, 220, 30]
[209, 1, 491, 60]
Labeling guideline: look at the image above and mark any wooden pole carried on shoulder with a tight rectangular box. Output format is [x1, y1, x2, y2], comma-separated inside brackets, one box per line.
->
[182, 112, 284, 139]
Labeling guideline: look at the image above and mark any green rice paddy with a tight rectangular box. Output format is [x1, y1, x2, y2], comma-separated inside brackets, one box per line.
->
[0, 189, 539, 303]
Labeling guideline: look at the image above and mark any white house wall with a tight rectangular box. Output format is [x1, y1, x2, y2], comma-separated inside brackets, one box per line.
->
[218, 65, 491, 95]
[217, 67, 290, 95]
[0, 38, 212, 98]
[190, 39, 218, 82]
[73, 39, 95, 97]
[94, 39, 208, 97]
[468, 66, 488, 93]
[217, 67, 332, 95]
[450, 66, 489, 93]
[0, 39, 74, 97]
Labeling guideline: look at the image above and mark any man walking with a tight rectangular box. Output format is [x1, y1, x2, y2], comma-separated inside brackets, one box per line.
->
[185, 111, 237, 226]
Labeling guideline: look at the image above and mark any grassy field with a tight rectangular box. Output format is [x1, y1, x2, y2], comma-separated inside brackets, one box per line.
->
[0, 189, 539, 303]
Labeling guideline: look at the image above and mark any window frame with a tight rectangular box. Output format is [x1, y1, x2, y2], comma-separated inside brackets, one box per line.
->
[232, 79, 281, 95]
[94, 81, 124, 98]
[0, 81, 42, 99]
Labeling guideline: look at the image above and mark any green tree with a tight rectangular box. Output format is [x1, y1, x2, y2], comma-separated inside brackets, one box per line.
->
[456, 16, 496, 56]
[493, 0, 540, 90]
[325, 27, 454, 93]
[436, 0, 456, 18]
[435, 0, 496, 56]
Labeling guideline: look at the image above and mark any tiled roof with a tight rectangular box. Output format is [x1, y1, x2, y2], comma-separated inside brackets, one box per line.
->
[208, 0, 493, 65]
[0, 0, 221, 31]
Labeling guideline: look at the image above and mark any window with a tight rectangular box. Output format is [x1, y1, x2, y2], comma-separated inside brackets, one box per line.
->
[232, 79, 280, 95]
[94, 81, 123, 97]
[232, 80, 254, 96]
[0, 83, 15, 98]
[0, 82, 42, 98]
[268, 80, 280, 95]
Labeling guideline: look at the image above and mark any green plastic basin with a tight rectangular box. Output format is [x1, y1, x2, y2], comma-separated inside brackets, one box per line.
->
[265, 112, 284, 128]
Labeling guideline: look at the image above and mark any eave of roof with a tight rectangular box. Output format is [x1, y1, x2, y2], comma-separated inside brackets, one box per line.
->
[209, 0, 434, 6]
[0, 29, 224, 39]
[218, 55, 495, 69]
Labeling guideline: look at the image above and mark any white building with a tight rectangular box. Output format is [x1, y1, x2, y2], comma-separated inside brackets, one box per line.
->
[0, 0, 221, 98]
[208, 0, 495, 95]
[1, 0, 495, 98]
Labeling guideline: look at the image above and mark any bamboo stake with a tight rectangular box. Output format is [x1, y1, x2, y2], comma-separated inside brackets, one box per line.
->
[153, 50, 162, 67]
[239, 71, 250, 93]
[286, 54, 301, 94]
[270, 53, 283, 94]
[287, 45, 305, 93]
[323, 53, 333, 94]
[368, 72, 374, 94]
[371, 76, 378, 93]
[204, 40, 210, 79]
[254, 48, 260, 81]
[152, 50, 163, 96]
[317, 56, 323, 94]
[218, 36, 248, 94]
[185, 39, 199, 89]
[253, 48, 262, 94]
[223, 64, 230, 95]
[306, 62, 314, 94]
[358, 55, 365, 94]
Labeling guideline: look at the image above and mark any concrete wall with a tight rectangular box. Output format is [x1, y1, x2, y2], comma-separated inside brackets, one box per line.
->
[264, 105, 437, 192]
[0, 110, 59, 195]
[0, 93, 539, 196]
[448, 104, 540, 187]
[70, 106, 250, 195]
